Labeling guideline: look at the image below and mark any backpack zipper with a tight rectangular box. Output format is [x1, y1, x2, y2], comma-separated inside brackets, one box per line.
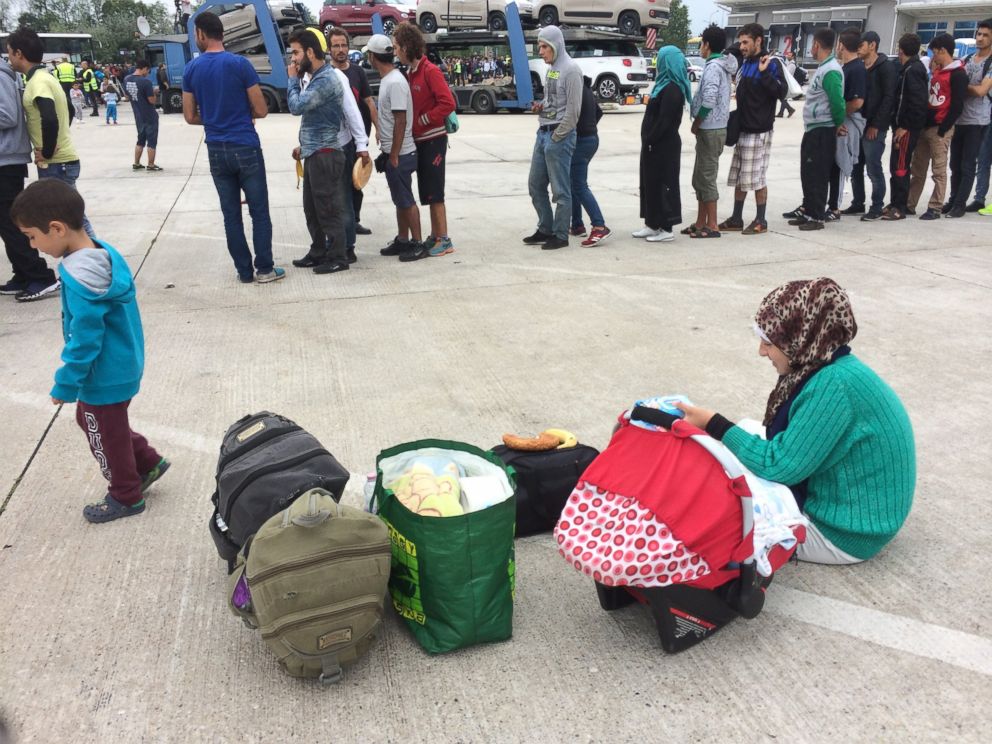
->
[260, 598, 383, 640]
[249, 544, 387, 584]
[216, 419, 302, 473]
[222, 447, 331, 523]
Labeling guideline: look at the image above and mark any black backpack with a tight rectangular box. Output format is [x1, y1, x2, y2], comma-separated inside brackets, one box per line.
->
[491, 443, 599, 537]
[209, 412, 350, 571]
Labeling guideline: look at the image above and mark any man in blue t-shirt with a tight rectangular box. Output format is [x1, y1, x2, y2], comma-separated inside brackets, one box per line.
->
[181, 12, 284, 284]
[124, 60, 161, 171]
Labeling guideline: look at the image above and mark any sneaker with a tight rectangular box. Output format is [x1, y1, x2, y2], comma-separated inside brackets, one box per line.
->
[346, 248, 357, 264]
[355, 223, 372, 235]
[255, 267, 286, 283]
[824, 210, 841, 222]
[919, 208, 941, 221]
[83, 494, 145, 524]
[132, 163, 145, 171]
[313, 261, 349, 274]
[782, 205, 805, 219]
[979, 204, 992, 216]
[428, 237, 455, 257]
[398, 242, 430, 261]
[946, 205, 966, 219]
[0, 278, 28, 295]
[541, 236, 568, 250]
[841, 204, 865, 215]
[965, 200, 984, 213]
[522, 230, 554, 245]
[632, 225, 661, 238]
[581, 226, 612, 247]
[940, 202, 953, 215]
[292, 254, 319, 268]
[798, 220, 825, 231]
[15, 279, 61, 302]
[140, 458, 171, 493]
[422, 235, 437, 252]
[787, 215, 810, 226]
[569, 225, 587, 237]
[861, 209, 883, 222]
[380, 237, 411, 256]
[645, 229, 674, 243]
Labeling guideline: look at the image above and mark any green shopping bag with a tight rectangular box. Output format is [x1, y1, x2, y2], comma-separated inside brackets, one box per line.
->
[373, 439, 516, 654]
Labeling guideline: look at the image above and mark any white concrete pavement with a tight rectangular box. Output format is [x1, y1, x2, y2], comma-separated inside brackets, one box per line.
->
[1, 101, 990, 743]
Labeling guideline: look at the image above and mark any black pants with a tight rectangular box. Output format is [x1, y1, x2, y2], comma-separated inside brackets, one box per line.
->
[800, 127, 835, 221]
[302, 149, 347, 266]
[849, 140, 868, 208]
[0, 167, 57, 285]
[60, 82, 74, 125]
[352, 184, 363, 223]
[948, 124, 987, 209]
[87, 89, 99, 115]
[778, 98, 795, 116]
[889, 129, 921, 212]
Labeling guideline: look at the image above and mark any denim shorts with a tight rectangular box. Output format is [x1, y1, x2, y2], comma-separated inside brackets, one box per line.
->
[385, 152, 418, 209]
[136, 117, 159, 149]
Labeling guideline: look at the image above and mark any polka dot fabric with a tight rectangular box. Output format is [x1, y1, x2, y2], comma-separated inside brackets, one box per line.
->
[554, 480, 711, 588]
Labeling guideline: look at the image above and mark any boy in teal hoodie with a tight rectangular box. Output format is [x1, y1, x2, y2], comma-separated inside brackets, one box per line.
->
[11, 179, 169, 523]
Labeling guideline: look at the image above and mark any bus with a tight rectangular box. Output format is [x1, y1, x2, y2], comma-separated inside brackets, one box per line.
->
[0, 32, 97, 63]
[685, 36, 701, 56]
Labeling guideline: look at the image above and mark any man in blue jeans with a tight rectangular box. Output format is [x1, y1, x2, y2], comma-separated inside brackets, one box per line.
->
[524, 25, 581, 250]
[182, 12, 284, 284]
[852, 31, 897, 221]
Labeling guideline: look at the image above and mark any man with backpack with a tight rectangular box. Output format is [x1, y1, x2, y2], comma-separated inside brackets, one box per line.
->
[882, 33, 929, 221]
[827, 27, 868, 221]
[718, 23, 786, 235]
[949, 19, 992, 216]
[852, 31, 897, 221]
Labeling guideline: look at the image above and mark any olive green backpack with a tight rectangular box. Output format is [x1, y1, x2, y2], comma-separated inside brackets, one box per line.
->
[228, 488, 391, 684]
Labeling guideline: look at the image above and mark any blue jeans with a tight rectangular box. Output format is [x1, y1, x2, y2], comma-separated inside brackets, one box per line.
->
[206, 142, 273, 279]
[37, 161, 96, 238]
[851, 132, 887, 211]
[570, 134, 605, 229]
[528, 128, 576, 240]
[973, 122, 992, 204]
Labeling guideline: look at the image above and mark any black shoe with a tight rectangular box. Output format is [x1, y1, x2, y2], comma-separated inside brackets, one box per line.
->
[798, 220, 825, 231]
[380, 237, 411, 256]
[522, 230, 554, 245]
[292, 254, 319, 268]
[541, 236, 568, 250]
[313, 261, 349, 274]
[861, 209, 883, 222]
[965, 200, 985, 213]
[398, 242, 430, 262]
[940, 202, 953, 215]
[946, 205, 966, 218]
[346, 248, 357, 264]
[905, 207, 916, 216]
[14, 279, 61, 301]
[782, 205, 805, 219]
[919, 208, 941, 221]
[0, 278, 28, 295]
[355, 223, 372, 235]
[841, 204, 865, 215]
[787, 215, 809, 226]
[824, 210, 841, 222]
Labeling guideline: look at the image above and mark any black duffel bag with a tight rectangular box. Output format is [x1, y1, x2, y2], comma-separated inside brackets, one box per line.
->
[491, 443, 599, 537]
[209, 411, 350, 571]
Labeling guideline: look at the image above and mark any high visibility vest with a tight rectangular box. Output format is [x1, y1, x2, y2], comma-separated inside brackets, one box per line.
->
[56, 62, 75, 83]
[82, 69, 97, 92]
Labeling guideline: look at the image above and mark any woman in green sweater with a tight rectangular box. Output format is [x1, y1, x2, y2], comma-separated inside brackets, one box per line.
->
[676, 278, 916, 564]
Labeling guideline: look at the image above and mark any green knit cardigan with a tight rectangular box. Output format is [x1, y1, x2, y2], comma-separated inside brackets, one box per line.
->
[722, 354, 916, 559]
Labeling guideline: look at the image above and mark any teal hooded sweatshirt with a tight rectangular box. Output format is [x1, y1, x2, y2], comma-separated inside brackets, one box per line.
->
[52, 240, 144, 405]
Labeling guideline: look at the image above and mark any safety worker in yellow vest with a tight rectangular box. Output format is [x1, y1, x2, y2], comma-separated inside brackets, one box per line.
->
[80, 59, 99, 117]
[55, 57, 76, 123]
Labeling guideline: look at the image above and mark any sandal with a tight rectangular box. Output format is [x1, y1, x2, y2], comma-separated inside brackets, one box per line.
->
[691, 226, 722, 238]
[717, 218, 744, 231]
[881, 209, 905, 221]
[742, 219, 768, 235]
[146, 164, 163, 172]
[140, 458, 171, 493]
[83, 494, 145, 524]
[680, 225, 700, 236]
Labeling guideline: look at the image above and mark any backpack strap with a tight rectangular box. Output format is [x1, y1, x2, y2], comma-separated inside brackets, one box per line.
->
[319, 654, 343, 685]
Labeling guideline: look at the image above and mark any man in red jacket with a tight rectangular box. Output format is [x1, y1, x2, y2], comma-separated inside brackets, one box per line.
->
[393, 24, 456, 261]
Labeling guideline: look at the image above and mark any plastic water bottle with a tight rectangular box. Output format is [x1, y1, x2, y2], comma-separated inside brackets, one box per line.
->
[363, 473, 377, 513]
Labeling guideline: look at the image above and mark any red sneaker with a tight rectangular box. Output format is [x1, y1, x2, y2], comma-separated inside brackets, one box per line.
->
[581, 226, 612, 247]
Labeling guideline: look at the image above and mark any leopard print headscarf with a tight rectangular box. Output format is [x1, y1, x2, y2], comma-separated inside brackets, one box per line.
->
[755, 278, 857, 426]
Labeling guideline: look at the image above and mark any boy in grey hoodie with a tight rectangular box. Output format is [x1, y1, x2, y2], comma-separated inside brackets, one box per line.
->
[688, 26, 738, 237]
[0, 56, 60, 301]
[523, 25, 582, 250]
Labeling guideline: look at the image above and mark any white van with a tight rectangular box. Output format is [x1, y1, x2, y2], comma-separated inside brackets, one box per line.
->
[417, 0, 536, 33]
[529, 35, 649, 100]
[532, 1, 670, 36]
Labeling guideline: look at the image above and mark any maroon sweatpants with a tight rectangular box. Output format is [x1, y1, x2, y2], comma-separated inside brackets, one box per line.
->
[75, 400, 161, 507]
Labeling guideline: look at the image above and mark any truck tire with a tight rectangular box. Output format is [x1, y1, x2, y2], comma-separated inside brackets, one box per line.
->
[471, 90, 495, 114]
[618, 11, 640, 35]
[530, 72, 543, 96]
[261, 87, 280, 114]
[419, 14, 438, 33]
[488, 12, 507, 31]
[165, 89, 184, 114]
[538, 6, 559, 27]
[596, 74, 620, 102]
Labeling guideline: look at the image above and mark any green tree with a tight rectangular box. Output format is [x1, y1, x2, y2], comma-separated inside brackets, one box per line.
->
[658, 0, 690, 51]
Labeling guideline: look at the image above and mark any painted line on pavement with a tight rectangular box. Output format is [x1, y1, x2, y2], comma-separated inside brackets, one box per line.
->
[491, 261, 750, 290]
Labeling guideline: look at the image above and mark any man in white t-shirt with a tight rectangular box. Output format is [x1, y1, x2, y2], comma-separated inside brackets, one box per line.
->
[367, 34, 422, 258]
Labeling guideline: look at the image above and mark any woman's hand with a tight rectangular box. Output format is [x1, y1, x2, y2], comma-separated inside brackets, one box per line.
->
[673, 402, 716, 430]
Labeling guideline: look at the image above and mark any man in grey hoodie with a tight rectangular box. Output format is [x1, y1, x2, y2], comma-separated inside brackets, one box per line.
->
[0, 56, 60, 301]
[688, 25, 738, 237]
[523, 25, 582, 250]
